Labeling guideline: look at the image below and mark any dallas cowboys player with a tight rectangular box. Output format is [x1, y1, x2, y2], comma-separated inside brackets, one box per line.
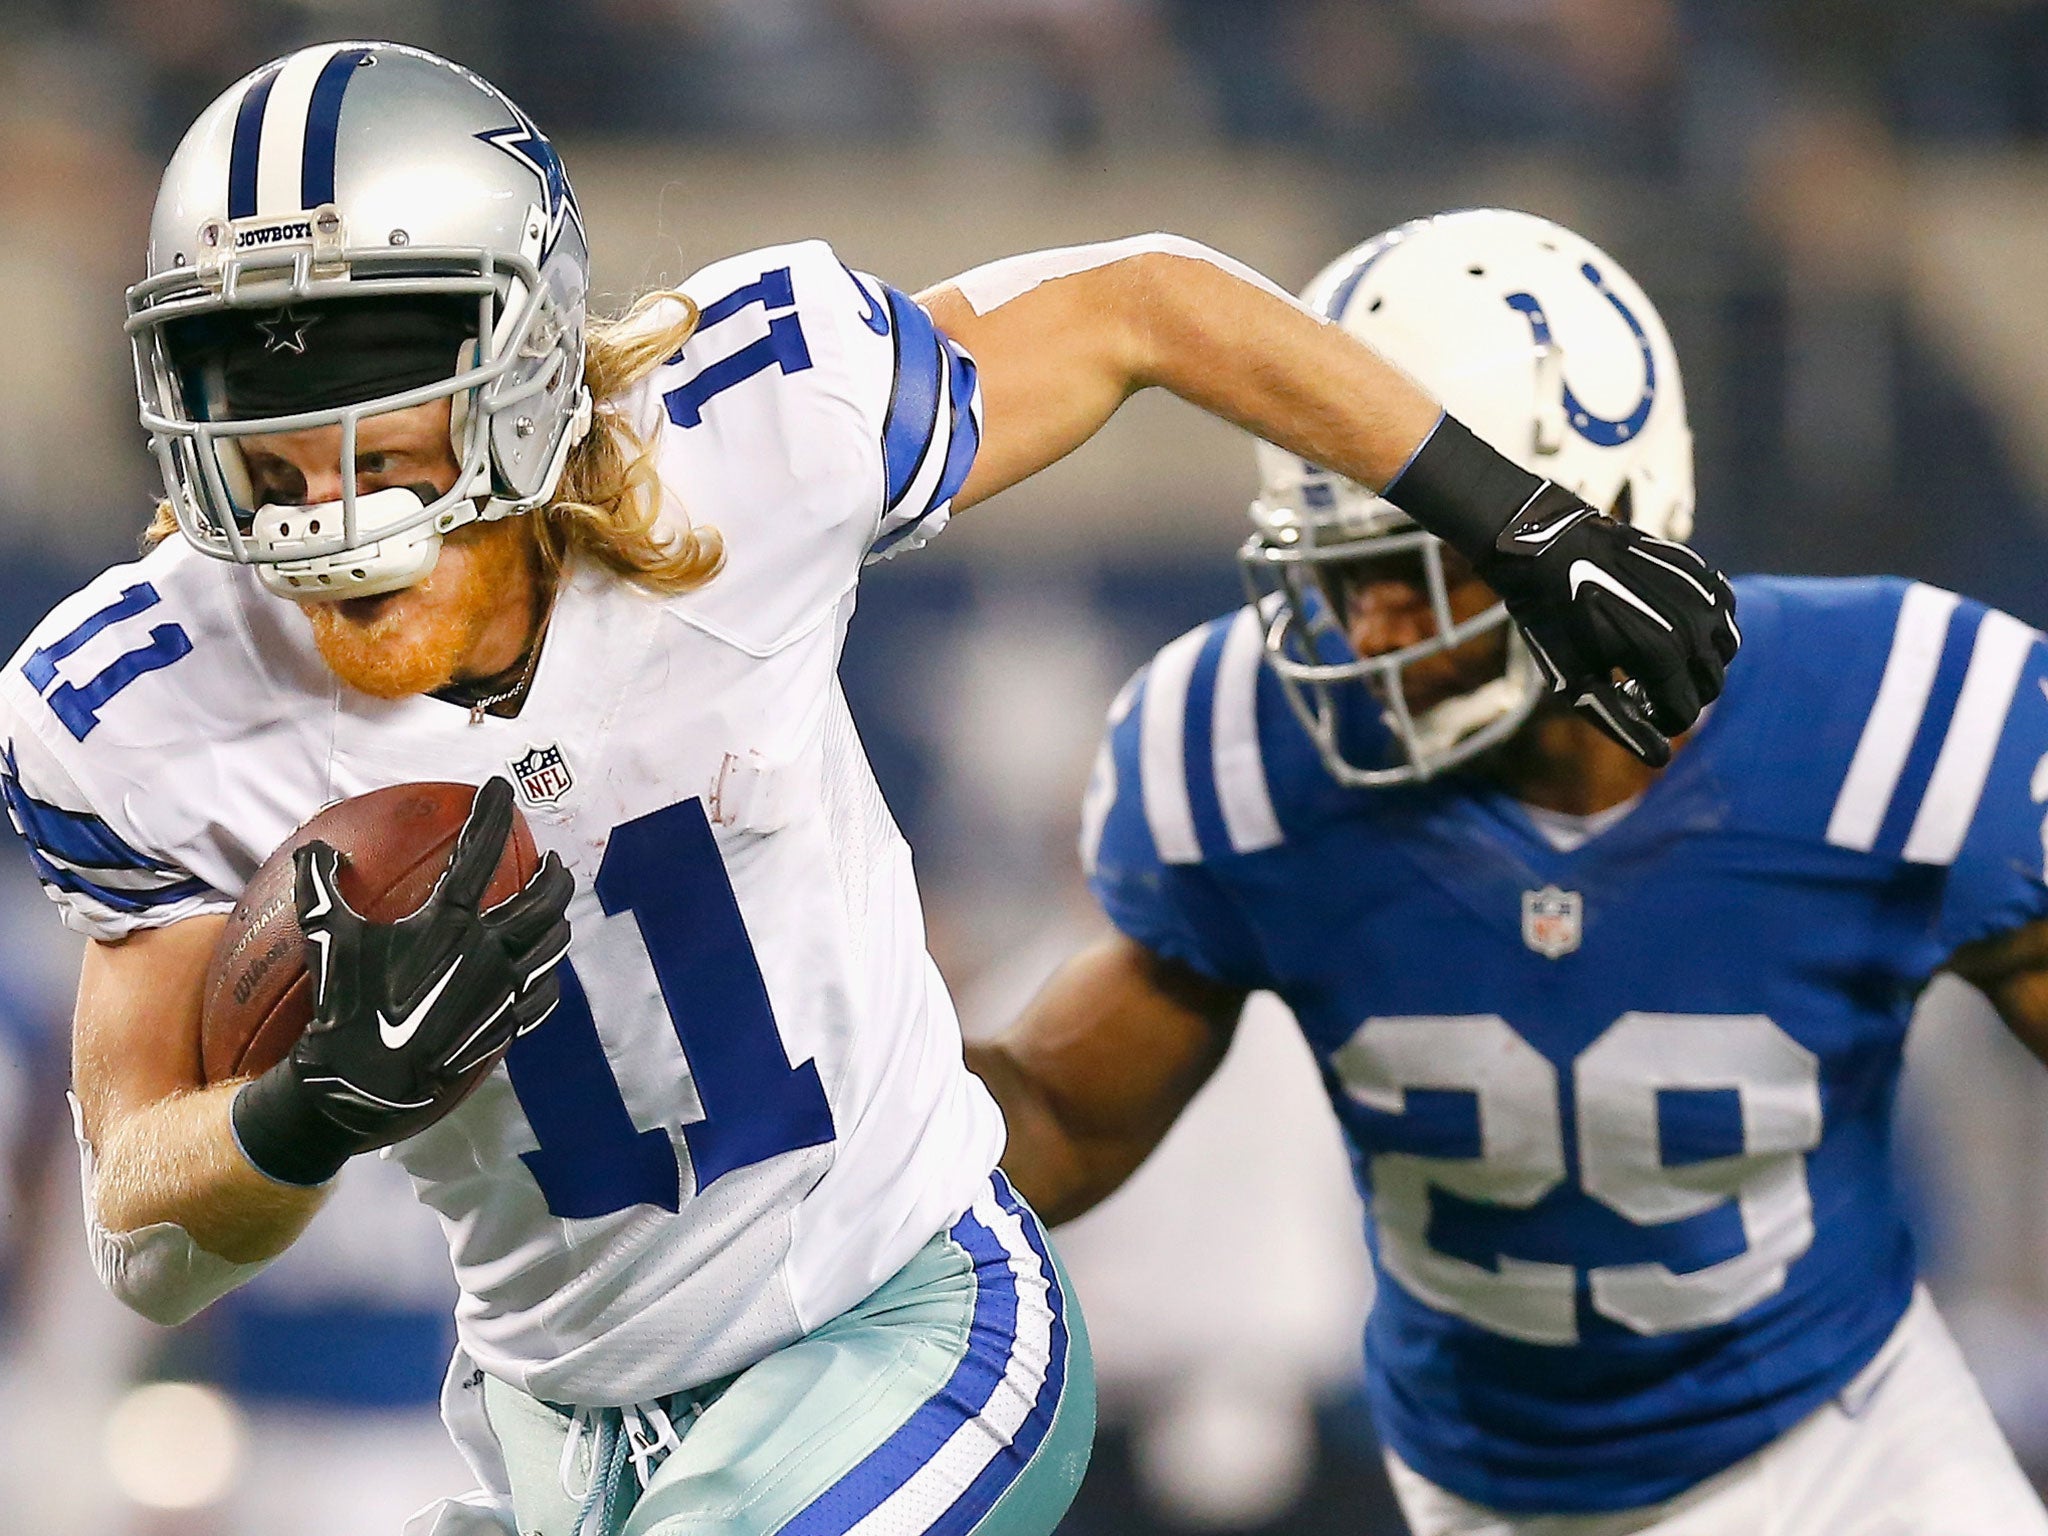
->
[0, 40, 1732, 1536]
[973, 209, 2048, 1533]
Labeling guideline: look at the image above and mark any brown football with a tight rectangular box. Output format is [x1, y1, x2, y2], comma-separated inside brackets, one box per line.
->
[200, 782, 540, 1085]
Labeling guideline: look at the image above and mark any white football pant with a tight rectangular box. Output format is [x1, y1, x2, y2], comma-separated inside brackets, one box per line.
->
[1387, 1286, 2048, 1536]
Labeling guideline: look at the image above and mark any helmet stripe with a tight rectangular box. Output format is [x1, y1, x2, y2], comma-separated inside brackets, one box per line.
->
[226, 65, 282, 220]
[253, 44, 346, 215]
[300, 47, 373, 209]
[1322, 218, 1428, 321]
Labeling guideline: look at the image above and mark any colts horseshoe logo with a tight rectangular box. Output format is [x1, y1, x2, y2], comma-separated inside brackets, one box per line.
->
[1504, 262, 1656, 448]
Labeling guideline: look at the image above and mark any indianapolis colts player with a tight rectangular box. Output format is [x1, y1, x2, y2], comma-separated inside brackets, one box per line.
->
[0, 40, 1734, 1536]
[973, 209, 2048, 1534]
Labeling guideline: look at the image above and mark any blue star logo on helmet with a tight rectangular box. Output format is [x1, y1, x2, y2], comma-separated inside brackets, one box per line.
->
[475, 103, 585, 258]
[255, 307, 320, 355]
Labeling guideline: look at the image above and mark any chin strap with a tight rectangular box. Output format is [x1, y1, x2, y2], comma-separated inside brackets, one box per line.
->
[1403, 630, 1544, 767]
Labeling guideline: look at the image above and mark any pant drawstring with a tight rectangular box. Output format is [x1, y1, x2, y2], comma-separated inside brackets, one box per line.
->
[558, 1396, 692, 1536]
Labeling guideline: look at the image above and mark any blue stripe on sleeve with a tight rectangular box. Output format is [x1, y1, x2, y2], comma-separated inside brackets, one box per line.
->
[868, 337, 982, 559]
[300, 48, 372, 210]
[880, 286, 945, 510]
[17, 844, 217, 916]
[1872, 603, 1985, 858]
[928, 342, 980, 509]
[228, 66, 280, 220]
[0, 745, 174, 872]
[1180, 621, 1236, 862]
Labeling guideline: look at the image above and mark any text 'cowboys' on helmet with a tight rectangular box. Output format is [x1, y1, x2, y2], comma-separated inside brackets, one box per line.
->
[1241, 208, 1697, 787]
[128, 41, 594, 599]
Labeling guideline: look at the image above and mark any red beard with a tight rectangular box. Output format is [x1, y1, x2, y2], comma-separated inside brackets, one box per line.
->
[301, 519, 538, 699]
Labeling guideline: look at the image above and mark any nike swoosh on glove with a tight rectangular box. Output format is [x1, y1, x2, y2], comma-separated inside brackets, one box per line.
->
[231, 776, 575, 1186]
[1478, 483, 1740, 766]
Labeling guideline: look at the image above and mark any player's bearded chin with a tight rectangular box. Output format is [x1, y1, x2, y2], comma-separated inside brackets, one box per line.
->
[301, 518, 537, 699]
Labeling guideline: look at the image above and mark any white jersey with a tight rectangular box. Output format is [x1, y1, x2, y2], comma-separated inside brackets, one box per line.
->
[0, 239, 1006, 1405]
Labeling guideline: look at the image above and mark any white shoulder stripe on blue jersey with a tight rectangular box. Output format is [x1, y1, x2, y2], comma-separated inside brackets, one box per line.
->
[1902, 608, 2040, 866]
[1826, 583, 1961, 853]
[1210, 607, 1283, 855]
[1139, 625, 1209, 865]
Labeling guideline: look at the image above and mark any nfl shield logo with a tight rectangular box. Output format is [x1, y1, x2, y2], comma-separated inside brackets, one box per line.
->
[1521, 886, 1583, 959]
[510, 744, 574, 807]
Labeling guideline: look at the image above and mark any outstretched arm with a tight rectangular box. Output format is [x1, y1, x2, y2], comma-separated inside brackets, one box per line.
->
[967, 932, 1249, 1226]
[921, 236, 1438, 515]
[921, 234, 1738, 765]
[1949, 917, 2048, 1066]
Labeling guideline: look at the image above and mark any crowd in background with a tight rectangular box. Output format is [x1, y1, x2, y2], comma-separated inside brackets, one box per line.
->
[3, 3, 2048, 1532]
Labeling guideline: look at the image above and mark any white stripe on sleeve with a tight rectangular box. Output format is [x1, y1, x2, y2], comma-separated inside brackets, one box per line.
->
[255, 44, 344, 216]
[1901, 609, 2040, 866]
[878, 348, 955, 541]
[1826, 584, 1961, 853]
[1211, 607, 1283, 855]
[1139, 626, 1209, 866]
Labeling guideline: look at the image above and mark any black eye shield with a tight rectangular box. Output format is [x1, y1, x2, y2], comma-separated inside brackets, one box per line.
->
[166, 295, 476, 419]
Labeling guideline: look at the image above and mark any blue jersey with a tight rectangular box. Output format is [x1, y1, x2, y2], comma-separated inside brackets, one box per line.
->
[1084, 575, 2048, 1514]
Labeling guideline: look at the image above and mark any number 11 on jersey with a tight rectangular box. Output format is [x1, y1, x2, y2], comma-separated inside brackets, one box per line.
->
[503, 797, 836, 1219]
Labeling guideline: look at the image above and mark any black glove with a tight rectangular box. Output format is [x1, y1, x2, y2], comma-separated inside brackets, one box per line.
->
[1383, 415, 1740, 766]
[232, 777, 574, 1186]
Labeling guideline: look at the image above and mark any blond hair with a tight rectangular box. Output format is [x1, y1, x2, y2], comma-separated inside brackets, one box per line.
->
[144, 291, 724, 596]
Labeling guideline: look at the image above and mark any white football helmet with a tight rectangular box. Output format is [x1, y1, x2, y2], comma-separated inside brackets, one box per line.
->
[1241, 208, 1695, 786]
[127, 42, 593, 599]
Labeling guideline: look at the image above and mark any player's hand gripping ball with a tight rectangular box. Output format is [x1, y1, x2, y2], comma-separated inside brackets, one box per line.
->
[207, 777, 573, 1185]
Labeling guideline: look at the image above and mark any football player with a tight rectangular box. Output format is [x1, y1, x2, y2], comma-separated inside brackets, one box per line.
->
[0, 41, 1732, 1536]
[971, 209, 2048, 1534]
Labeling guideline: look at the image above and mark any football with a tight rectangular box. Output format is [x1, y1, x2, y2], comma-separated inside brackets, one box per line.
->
[199, 782, 540, 1084]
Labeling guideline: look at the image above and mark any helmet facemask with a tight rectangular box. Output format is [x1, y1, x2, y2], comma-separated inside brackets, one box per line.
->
[130, 41, 598, 603]
[1240, 461, 1543, 788]
[1241, 208, 1696, 789]
[130, 229, 589, 600]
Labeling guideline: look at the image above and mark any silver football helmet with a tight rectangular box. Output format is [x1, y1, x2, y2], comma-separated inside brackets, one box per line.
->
[127, 42, 593, 599]
[1241, 209, 1696, 786]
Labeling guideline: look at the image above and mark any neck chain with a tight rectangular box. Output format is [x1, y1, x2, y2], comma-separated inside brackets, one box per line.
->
[459, 598, 554, 726]
[466, 637, 543, 725]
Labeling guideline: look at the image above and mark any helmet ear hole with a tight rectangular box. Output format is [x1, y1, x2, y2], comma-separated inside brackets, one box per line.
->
[1609, 480, 1634, 526]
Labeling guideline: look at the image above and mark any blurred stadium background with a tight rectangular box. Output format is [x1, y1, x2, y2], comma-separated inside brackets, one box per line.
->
[3, 1, 2048, 1531]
